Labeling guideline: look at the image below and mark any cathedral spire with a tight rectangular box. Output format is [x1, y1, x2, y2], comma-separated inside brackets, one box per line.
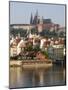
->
[33, 10, 39, 25]
[36, 10, 38, 17]
[30, 13, 33, 24]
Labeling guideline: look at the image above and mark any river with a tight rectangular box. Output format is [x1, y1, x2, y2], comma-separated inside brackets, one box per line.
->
[9, 65, 66, 88]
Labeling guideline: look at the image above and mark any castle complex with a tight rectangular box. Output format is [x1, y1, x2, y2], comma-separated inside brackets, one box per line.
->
[10, 10, 65, 35]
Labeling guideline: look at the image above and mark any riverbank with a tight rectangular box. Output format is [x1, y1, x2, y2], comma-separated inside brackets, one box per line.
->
[10, 60, 52, 68]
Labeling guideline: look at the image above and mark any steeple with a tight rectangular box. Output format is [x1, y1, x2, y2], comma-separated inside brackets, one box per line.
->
[33, 10, 38, 25]
[36, 10, 38, 17]
[30, 13, 33, 24]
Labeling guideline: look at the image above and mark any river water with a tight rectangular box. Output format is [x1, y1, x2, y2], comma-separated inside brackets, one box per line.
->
[9, 65, 66, 88]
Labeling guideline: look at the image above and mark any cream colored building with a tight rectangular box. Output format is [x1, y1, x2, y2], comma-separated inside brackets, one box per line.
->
[10, 24, 35, 30]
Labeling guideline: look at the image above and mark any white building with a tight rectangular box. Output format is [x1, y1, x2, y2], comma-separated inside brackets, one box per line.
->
[17, 39, 25, 55]
[40, 38, 46, 49]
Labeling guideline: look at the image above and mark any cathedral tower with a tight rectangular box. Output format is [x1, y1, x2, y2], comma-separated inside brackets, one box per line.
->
[30, 13, 33, 24]
[33, 10, 38, 25]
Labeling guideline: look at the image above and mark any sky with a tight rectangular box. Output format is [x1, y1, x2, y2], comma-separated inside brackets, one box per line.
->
[10, 1, 65, 27]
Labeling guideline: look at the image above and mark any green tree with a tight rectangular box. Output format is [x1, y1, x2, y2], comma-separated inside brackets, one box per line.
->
[31, 28, 38, 34]
[41, 51, 49, 58]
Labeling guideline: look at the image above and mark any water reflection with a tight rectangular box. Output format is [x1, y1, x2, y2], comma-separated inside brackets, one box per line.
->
[9, 65, 66, 88]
